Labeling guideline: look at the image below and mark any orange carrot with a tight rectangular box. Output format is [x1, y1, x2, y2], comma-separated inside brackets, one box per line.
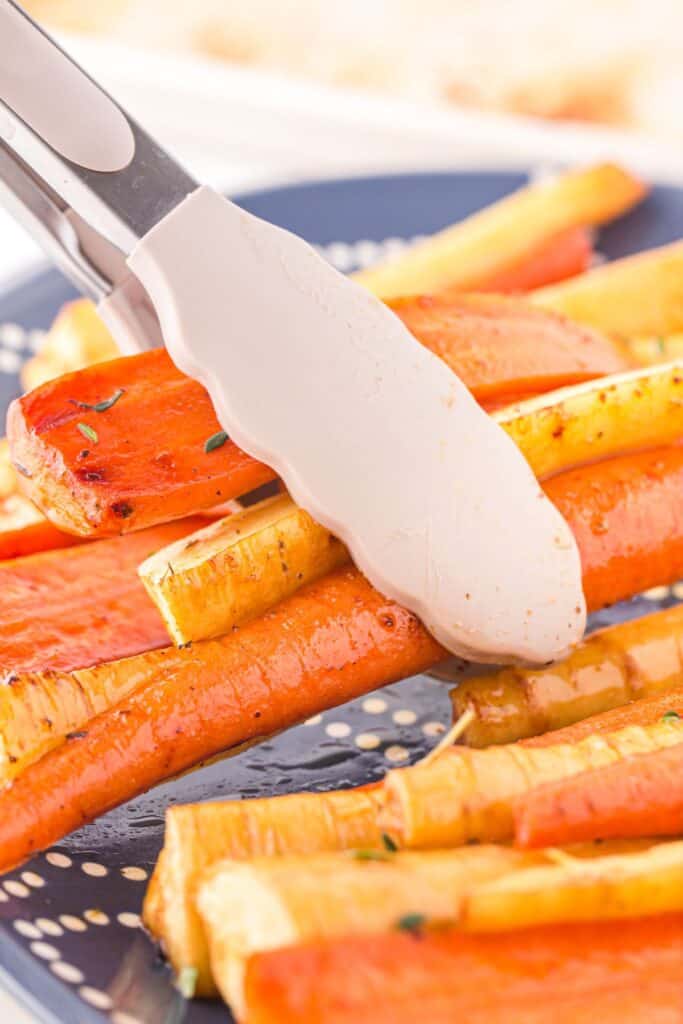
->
[243, 913, 683, 1024]
[0, 566, 442, 871]
[0, 517, 208, 674]
[472, 225, 594, 293]
[545, 446, 683, 610]
[514, 743, 683, 848]
[0, 446, 681, 862]
[390, 292, 629, 408]
[0, 492, 81, 560]
[8, 300, 627, 537]
[522, 687, 683, 748]
[7, 348, 274, 536]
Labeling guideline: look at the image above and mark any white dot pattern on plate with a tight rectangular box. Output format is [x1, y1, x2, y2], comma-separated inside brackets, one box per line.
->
[355, 732, 381, 750]
[59, 914, 87, 933]
[384, 745, 410, 763]
[21, 871, 45, 888]
[83, 909, 110, 926]
[50, 961, 84, 985]
[4, 880, 29, 898]
[392, 709, 417, 726]
[117, 912, 142, 929]
[0, 889, 8, 903]
[14, 921, 41, 940]
[422, 721, 447, 737]
[46, 852, 72, 869]
[325, 721, 351, 739]
[643, 585, 671, 601]
[303, 713, 322, 726]
[29, 941, 60, 962]
[120, 866, 148, 882]
[111, 1012, 144, 1024]
[81, 861, 108, 878]
[362, 697, 387, 714]
[35, 917, 63, 937]
[78, 986, 113, 1010]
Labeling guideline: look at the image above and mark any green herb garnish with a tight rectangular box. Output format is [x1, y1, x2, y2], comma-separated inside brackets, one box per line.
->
[382, 832, 398, 853]
[76, 388, 124, 413]
[396, 913, 426, 934]
[204, 430, 228, 453]
[352, 849, 391, 862]
[176, 966, 198, 999]
[77, 422, 98, 444]
[657, 337, 667, 355]
[662, 710, 681, 722]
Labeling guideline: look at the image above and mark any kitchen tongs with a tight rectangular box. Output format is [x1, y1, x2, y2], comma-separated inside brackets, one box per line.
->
[0, 0, 195, 350]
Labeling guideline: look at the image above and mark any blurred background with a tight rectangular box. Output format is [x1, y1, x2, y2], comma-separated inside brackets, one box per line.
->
[3, 1, 683, 284]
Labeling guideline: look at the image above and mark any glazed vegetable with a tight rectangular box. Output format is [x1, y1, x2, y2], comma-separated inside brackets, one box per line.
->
[474, 225, 592, 293]
[533, 240, 683, 337]
[451, 605, 683, 747]
[514, 743, 683, 848]
[545, 446, 683, 610]
[0, 438, 15, 499]
[145, 786, 386, 997]
[139, 493, 348, 644]
[495, 362, 683, 481]
[20, 298, 119, 392]
[522, 686, 683, 748]
[379, 719, 683, 848]
[0, 566, 443, 873]
[0, 517, 207, 675]
[0, 493, 81, 561]
[8, 348, 274, 536]
[389, 292, 630, 408]
[8, 301, 633, 538]
[197, 846, 543, 1017]
[352, 163, 645, 299]
[462, 841, 683, 930]
[241, 914, 683, 1024]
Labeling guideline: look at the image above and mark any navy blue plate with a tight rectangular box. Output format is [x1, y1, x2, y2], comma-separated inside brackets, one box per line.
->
[0, 170, 681, 1024]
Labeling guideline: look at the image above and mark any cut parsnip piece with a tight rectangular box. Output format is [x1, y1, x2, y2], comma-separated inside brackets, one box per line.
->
[197, 846, 541, 1017]
[495, 362, 683, 480]
[144, 788, 386, 997]
[533, 241, 683, 337]
[20, 298, 119, 392]
[627, 333, 683, 366]
[463, 840, 683, 931]
[353, 164, 645, 299]
[0, 440, 15, 500]
[139, 493, 348, 644]
[380, 719, 683, 848]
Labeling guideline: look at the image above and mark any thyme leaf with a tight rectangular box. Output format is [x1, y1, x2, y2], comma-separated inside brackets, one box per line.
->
[204, 430, 228, 453]
[76, 422, 98, 444]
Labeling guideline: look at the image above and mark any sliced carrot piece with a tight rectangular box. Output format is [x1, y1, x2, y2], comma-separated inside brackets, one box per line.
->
[243, 914, 683, 1024]
[514, 742, 683, 847]
[469, 226, 593, 293]
[0, 516, 208, 674]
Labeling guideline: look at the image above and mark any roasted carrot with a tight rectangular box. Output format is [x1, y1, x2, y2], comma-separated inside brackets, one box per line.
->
[0, 494, 81, 561]
[545, 446, 683, 611]
[7, 348, 274, 536]
[452, 606, 683, 747]
[8, 301, 628, 537]
[242, 914, 683, 1024]
[0, 566, 443, 872]
[522, 686, 683, 748]
[515, 743, 683, 848]
[472, 225, 593, 293]
[389, 292, 629, 408]
[0, 517, 208, 674]
[1, 437, 683, 862]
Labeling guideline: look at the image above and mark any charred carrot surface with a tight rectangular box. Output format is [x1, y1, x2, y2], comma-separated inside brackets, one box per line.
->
[243, 914, 683, 1024]
[0, 517, 207, 674]
[0, 566, 443, 872]
[7, 348, 274, 536]
[8, 303, 628, 537]
[390, 293, 629, 407]
[521, 686, 683, 748]
[452, 606, 683, 747]
[472, 225, 593, 293]
[545, 446, 683, 611]
[515, 743, 683, 848]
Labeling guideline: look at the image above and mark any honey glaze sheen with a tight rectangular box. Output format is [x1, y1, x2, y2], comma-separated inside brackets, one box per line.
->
[127, 186, 586, 664]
